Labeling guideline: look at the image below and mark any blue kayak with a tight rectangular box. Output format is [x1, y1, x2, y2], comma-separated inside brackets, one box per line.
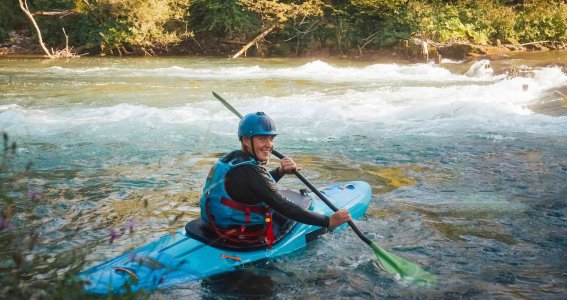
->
[80, 181, 371, 294]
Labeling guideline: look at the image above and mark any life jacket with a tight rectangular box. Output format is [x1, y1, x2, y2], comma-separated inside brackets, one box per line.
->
[199, 150, 276, 246]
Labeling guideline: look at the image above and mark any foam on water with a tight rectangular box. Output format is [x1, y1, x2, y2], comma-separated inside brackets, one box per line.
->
[1, 62, 566, 140]
[440, 58, 464, 64]
[28, 60, 503, 84]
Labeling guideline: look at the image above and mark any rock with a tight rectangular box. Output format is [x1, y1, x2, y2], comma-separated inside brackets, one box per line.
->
[495, 66, 535, 78]
[505, 37, 520, 45]
[482, 45, 511, 56]
[435, 52, 442, 64]
[0, 30, 40, 55]
[503, 44, 517, 51]
[437, 43, 476, 60]
[525, 43, 549, 51]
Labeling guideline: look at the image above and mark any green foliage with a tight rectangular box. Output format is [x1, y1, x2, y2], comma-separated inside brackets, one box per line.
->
[1, 0, 566, 55]
[347, 0, 413, 46]
[239, 0, 324, 29]
[6, 0, 192, 54]
[189, 0, 259, 38]
[515, 0, 567, 43]
[0, 0, 26, 42]
[344, 0, 566, 47]
[94, 0, 192, 53]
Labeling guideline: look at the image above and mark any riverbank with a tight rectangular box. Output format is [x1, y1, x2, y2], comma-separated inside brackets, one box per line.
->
[2, 30, 566, 67]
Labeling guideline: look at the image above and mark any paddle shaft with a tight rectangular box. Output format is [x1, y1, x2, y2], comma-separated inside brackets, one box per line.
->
[212, 92, 372, 246]
[271, 149, 372, 245]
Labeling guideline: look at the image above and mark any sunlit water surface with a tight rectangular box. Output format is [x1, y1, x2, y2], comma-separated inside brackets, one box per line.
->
[0, 55, 566, 299]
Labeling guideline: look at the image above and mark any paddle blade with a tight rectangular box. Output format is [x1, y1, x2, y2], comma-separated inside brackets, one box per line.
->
[371, 241, 437, 286]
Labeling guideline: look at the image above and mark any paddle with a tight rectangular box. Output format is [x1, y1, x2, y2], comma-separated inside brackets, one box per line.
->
[212, 92, 437, 286]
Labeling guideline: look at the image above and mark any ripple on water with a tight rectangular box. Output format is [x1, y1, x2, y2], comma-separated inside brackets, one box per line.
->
[1, 57, 566, 298]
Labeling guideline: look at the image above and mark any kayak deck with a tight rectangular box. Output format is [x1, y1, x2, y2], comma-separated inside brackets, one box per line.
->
[80, 181, 371, 294]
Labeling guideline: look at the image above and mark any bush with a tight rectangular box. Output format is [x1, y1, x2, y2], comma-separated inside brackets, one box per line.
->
[190, 0, 260, 39]
[94, 0, 192, 54]
[2, 0, 566, 56]
[515, 0, 567, 43]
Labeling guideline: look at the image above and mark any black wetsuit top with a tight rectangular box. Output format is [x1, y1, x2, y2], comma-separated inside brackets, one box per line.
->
[224, 151, 330, 227]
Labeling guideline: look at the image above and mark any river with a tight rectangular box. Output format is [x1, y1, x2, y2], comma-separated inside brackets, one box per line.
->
[0, 54, 566, 299]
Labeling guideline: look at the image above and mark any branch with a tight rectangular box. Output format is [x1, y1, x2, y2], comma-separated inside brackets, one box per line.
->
[33, 10, 78, 17]
[285, 20, 319, 42]
[357, 30, 381, 55]
[232, 24, 277, 59]
[18, 0, 53, 58]
[519, 40, 551, 46]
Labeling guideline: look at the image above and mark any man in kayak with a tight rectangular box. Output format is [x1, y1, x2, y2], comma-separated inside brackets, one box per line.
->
[199, 112, 352, 247]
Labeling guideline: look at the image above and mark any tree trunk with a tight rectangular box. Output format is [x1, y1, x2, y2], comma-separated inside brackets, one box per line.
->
[18, 0, 53, 58]
[232, 24, 276, 59]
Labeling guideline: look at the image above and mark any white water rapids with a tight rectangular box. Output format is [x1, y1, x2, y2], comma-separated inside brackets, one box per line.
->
[0, 56, 566, 299]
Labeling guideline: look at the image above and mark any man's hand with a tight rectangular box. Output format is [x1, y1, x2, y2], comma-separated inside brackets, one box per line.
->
[279, 157, 300, 175]
[329, 209, 351, 228]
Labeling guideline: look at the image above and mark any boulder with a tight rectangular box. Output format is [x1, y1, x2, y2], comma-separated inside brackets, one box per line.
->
[525, 43, 549, 51]
[437, 43, 490, 60]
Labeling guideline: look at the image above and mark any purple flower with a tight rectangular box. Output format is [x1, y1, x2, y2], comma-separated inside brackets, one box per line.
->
[27, 191, 42, 202]
[0, 216, 11, 231]
[123, 220, 135, 234]
[109, 228, 122, 244]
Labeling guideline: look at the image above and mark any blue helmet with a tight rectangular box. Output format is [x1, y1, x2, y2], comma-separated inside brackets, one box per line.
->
[238, 112, 277, 140]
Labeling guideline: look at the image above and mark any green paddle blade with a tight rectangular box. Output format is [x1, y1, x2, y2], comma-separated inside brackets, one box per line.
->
[371, 241, 437, 286]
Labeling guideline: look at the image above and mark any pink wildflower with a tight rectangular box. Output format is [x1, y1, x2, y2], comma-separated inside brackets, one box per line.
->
[109, 228, 122, 244]
[27, 191, 42, 202]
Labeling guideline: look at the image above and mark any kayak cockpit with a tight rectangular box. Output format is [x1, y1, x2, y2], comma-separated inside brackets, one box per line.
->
[185, 190, 312, 252]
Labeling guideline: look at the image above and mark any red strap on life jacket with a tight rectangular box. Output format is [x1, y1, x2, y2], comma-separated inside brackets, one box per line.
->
[220, 197, 267, 224]
[265, 208, 275, 248]
[206, 196, 273, 246]
[205, 196, 266, 244]
[220, 198, 267, 214]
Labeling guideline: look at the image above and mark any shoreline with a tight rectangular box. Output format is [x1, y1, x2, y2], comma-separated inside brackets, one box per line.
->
[2, 35, 566, 84]
[1, 31, 566, 66]
[2, 46, 566, 64]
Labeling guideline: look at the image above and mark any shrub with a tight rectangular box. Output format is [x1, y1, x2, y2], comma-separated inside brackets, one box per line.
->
[515, 0, 567, 43]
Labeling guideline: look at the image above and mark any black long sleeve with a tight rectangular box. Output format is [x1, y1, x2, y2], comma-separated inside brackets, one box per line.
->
[225, 164, 330, 227]
[269, 167, 283, 182]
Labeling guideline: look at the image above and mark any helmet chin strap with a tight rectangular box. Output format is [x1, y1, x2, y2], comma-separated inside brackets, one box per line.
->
[247, 137, 268, 165]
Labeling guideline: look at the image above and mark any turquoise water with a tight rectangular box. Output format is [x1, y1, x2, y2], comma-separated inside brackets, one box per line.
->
[0, 56, 566, 299]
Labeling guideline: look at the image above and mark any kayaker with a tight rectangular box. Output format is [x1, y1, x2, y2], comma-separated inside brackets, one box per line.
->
[199, 112, 351, 247]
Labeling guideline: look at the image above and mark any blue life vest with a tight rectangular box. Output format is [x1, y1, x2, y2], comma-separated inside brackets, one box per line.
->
[199, 150, 275, 229]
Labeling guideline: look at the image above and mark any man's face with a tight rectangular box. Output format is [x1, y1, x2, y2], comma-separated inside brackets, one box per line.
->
[243, 135, 275, 162]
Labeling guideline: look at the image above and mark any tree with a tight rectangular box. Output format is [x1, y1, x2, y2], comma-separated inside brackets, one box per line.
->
[233, 0, 324, 58]
[94, 0, 192, 55]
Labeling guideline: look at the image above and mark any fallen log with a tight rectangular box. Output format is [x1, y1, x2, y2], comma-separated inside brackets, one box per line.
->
[232, 24, 276, 59]
[519, 40, 551, 46]
[33, 10, 77, 17]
